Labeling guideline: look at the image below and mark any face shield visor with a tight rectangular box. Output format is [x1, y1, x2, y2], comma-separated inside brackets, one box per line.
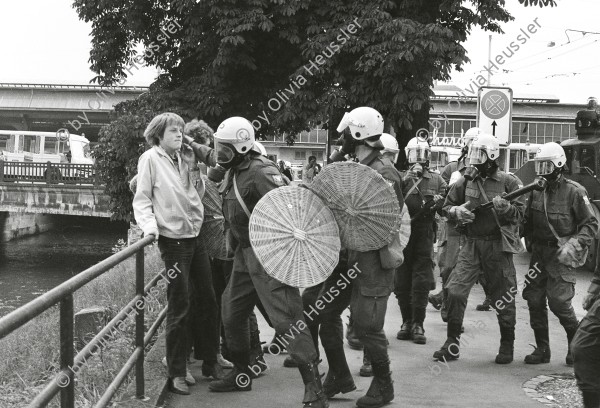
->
[534, 160, 556, 176]
[467, 146, 489, 165]
[214, 140, 237, 165]
[406, 146, 430, 164]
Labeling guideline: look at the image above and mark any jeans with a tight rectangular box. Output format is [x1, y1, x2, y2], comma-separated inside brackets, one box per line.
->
[158, 235, 218, 378]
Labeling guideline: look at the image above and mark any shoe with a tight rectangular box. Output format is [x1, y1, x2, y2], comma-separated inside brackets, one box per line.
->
[209, 365, 252, 392]
[346, 317, 364, 350]
[412, 324, 426, 345]
[360, 350, 373, 377]
[217, 353, 233, 369]
[298, 361, 329, 408]
[476, 296, 492, 311]
[169, 377, 190, 395]
[356, 361, 394, 408]
[524, 328, 551, 364]
[433, 338, 460, 361]
[428, 292, 443, 310]
[284, 355, 299, 368]
[202, 361, 225, 380]
[323, 371, 357, 398]
[495, 327, 514, 364]
[396, 321, 412, 340]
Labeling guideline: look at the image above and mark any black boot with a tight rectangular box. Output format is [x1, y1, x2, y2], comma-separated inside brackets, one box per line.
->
[209, 351, 252, 392]
[524, 328, 551, 364]
[298, 360, 329, 408]
[346, 314, 363, 350]
[202, 360, 225, 380]
[411, 323, 426, 345]
[476, 295, 492, 311]
[360, 348, 373, 377]
[396, 321, 412, 340]
[356, 360, 394, 408]
[495, 326, 514, 364]
[249, 328, 267, 378]
[583, 391, 600, 408]
[433, 322, 461, 361]
[322, 347, 356, 398]
[565, 326, 577, 366]
[440, 288, 448, 323]
[428, 291, 443, 310]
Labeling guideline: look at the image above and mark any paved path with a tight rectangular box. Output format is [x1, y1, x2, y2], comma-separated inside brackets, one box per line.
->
[165, 251, 592, 408]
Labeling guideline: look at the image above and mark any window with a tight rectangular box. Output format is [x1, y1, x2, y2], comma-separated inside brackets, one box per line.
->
[0, 135, 16, 152]
[44, 138, 58, 154]
[580, 146, 595, 173]
[22, 135, 39, 154]
[295, 151, 306, 160]
[312, 151, 322, 161]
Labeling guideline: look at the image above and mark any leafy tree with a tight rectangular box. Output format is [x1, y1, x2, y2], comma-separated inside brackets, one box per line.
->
[75, 0, 556, 218]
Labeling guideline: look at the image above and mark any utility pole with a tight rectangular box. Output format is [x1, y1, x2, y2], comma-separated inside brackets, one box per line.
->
[488, 34, 492, 86]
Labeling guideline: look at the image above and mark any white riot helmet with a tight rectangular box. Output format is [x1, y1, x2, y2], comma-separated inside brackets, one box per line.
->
[467, 134, 499, 165]
[213, 117, 255, 166]
[533, 142, 566, 176]
[405, 137, 431, 164]
[336, 107, 384, 141]
[463, 127, 483, 147]
[252, 141, 267, 156]
[284, 160, 292, 169]
[380, 133, 399, 163]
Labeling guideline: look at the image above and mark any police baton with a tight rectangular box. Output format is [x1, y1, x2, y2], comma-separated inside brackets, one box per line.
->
[472, 177, 548, 213]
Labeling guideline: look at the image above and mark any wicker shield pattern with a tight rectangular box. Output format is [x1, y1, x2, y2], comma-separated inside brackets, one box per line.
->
[199, 177, 229, 260]
[308, 161, 402, 251]
[249, 186, 340, 288]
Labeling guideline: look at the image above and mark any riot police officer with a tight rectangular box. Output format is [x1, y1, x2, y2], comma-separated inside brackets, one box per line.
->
[185, 117, 327, 408]
[394, 137, 446, 344]
[523, 142, 598, 366]
[572, 267, 600, 408]
[434, 133, 525, 364]
[309, 107, 404, 408]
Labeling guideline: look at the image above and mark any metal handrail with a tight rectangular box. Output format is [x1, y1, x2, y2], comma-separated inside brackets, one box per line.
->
[0, 234, 162, 407]
[0, 162, 101, 186]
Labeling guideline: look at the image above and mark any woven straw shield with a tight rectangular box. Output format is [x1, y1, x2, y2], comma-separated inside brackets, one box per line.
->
[308, 161, 402, 251]
[398, 205, 411, 251]
[199, 177, 228, 260]
[249, 186, 340, 288]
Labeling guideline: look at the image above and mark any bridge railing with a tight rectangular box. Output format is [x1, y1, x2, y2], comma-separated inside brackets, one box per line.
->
[0, 161, 102, 186]
[0, 235, 166, 408]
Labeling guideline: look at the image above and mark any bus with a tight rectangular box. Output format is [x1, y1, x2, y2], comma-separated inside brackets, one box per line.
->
[430, 146, 461, 173]
[498, 142, 541, 174]
[0, 130, 93, 165]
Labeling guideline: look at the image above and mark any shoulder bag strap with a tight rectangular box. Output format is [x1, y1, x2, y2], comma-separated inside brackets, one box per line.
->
[404, 177, 423, 198]
[233, 173, 252, 218]
[542, 190, 561, 241]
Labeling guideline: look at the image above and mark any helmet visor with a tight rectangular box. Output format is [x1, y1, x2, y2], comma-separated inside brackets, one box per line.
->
[535, 160, 556, 176]
[406, 146, 430, 163]
[467, 146, 489, 165]
[215, 140, 236, 164]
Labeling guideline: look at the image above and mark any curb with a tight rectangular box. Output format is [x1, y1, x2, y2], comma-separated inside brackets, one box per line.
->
[522, 373, 574, 407]
[116, 331, 169, 407]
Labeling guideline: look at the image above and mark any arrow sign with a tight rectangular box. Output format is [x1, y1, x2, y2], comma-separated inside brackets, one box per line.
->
[477, 87, 512, 145]
[491, 120, 497, 136]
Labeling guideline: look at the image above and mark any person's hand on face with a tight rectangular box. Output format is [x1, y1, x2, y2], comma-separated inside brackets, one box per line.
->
[181, 143, 197, 167]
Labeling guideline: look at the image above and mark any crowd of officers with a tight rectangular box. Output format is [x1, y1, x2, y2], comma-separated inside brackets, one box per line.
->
[132, 107, 600, 408]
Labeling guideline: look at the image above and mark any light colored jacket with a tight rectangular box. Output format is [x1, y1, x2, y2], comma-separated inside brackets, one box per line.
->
[133, 146, 204, 239]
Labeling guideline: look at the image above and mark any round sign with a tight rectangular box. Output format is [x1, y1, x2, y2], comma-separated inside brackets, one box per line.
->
[481, 90, 510, 120]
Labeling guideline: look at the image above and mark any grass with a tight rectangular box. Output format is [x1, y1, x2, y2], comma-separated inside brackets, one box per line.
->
[0, 243, 166, 408]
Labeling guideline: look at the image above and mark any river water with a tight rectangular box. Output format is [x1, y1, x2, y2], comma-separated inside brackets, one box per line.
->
[0, 217, 128, 316]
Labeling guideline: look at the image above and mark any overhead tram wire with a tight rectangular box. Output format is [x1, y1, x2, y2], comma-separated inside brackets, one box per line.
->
[505, 38, 600, 72]
[504, 32, 591, 67]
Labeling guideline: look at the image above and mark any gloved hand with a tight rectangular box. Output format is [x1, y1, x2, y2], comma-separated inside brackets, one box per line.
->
[180, 143, 197, 167]
[557, 236, 587, 268]
[452, 201, 475, 224]
[340, 132, 357, 155]
[492, 195, 511, 215]
[583, 291, 600, 311]
[208, 165, 226, 182]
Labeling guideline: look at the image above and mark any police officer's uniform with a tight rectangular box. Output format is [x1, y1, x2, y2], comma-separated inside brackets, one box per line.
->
[572, 267, 600, 407]
[524, 177, 598, 363]
[394, 168, 446, 338]
[218, 153, 317, 366]
[439, 170, 524, 360]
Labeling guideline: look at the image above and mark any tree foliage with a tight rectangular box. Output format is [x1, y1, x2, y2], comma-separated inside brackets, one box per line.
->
[75, 0, 556, 219]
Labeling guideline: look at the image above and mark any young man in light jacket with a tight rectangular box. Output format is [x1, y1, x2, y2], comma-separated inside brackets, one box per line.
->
[133, 112, 218, 395]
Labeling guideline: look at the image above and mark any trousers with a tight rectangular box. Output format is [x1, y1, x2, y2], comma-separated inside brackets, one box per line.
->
[572, 298, 600, 392]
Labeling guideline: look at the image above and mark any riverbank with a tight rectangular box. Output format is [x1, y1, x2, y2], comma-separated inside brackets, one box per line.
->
[0, 243, 165, 407]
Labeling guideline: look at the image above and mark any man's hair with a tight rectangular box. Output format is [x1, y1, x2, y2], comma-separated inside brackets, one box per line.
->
[144, 112, 185, 146]
[185, 118, 214, 145]
[308, 155, 316, 162]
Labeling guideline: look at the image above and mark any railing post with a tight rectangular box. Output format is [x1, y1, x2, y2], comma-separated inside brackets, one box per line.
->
[135, 248, 145, 399]
[60, 294, 75, 408]
[0, 160, 4, 182]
